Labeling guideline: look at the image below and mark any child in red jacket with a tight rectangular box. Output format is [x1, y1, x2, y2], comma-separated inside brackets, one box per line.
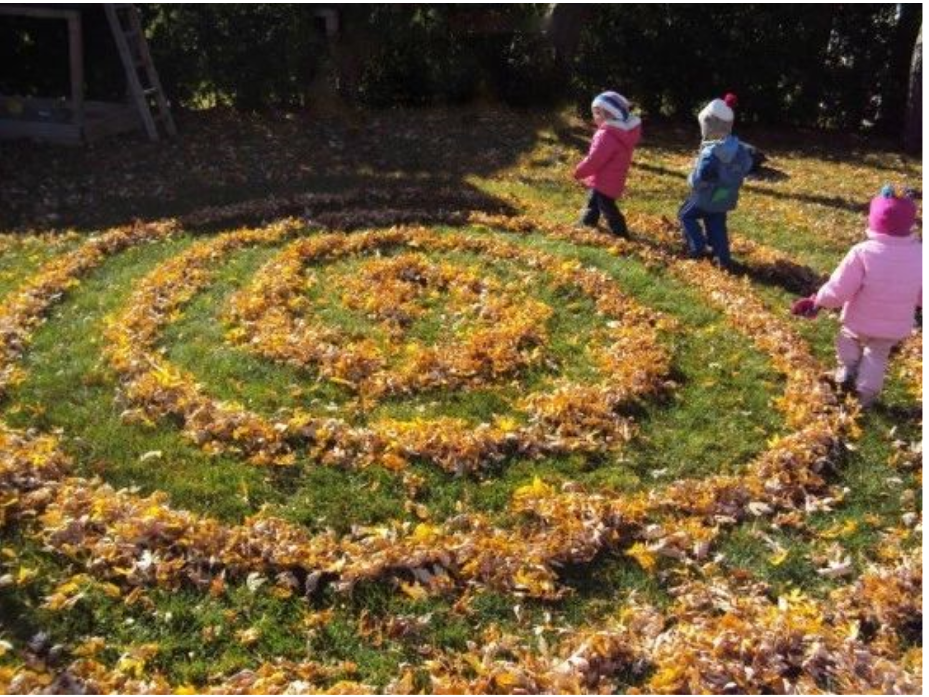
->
[574, 91, 642, 238]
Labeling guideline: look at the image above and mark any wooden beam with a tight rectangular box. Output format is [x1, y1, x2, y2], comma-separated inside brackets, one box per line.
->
[0, 5, 85, 129]
[68, 13, 85, 130]
[0, 98, 141, 144]
[0, 119, 83, 145]
[0, 6, 80, 21]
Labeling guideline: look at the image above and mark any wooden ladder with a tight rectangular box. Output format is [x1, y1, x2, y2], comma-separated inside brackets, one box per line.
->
[104, 3, 176, 141]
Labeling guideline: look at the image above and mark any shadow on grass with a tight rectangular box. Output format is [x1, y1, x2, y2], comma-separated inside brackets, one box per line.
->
[6, 107, 916, 234]
[745, 186, 867, 215]
[870, 401, 922, 422]
[0, 107, 543, 232]
[729, 257, 825, 297]
[628, 217, 825, 297]
[747, 165, 790, 182]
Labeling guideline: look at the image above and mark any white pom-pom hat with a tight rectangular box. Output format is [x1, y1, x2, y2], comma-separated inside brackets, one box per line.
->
[699, 98, 734, 123]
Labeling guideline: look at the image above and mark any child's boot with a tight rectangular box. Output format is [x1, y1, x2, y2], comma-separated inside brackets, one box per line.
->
[609, 219, 630, 238]
[579, 209, 600, 230]
[833, 366, 855, 390]
[712, 257, 733, 272]
[599, 198, 629, 238]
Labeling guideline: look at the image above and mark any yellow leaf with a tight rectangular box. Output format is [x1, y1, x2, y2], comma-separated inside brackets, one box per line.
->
[513, 567, 554, 595]
[512, 477, 554, 503]
[768, 549, 790, 566]
[492, 671, 525, 690]
[819, 520, 858, 539]
[98, 582, 122, 598]
[626, 543, 658, 573]
[235, 627, 261, 646]
[399, 581, 428, 600]
[16, 566, 38, 585]
[73, 637, 106, 658]
[116, 656, 146, 679]
[493, 416, 520, 432]
[270, 586, 294, 600]
[380, 452, 407, 471]
[410, 523, 440, 543]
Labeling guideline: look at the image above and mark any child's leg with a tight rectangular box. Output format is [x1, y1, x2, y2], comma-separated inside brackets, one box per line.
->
[855, 335, 898, 406]
[596, 193, 629, 237]
[679, 200, 708, 257]
[704, 213, 731, 268]
[835, 326, 863, 385]
[580, 189, 601, 227]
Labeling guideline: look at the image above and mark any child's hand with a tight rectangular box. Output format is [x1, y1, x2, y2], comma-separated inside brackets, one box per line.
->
[791, 295, 819, 318]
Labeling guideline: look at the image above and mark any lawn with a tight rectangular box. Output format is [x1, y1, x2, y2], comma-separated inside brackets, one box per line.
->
[0, 108, 921, 694]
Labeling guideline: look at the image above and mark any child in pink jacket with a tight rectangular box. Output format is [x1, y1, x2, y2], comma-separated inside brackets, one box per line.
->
[792, 186, 921, 406]
[574, 91, 642, 238]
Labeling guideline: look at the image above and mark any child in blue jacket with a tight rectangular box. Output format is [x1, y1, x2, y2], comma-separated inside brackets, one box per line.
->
[679, 114, 753, 269]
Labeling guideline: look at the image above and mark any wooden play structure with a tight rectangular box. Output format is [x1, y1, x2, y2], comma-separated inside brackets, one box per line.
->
[0, 3, 175, 144]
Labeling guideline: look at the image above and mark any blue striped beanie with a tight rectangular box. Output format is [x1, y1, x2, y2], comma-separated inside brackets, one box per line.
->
[592, 92, 630, 122]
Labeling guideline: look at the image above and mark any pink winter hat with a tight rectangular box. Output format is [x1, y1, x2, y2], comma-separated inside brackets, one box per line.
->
[869, 185, 917, 236]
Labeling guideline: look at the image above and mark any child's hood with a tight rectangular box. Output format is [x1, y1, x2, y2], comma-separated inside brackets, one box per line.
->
[708, 134, 741, 163]
[600, 117, 642, 149]
[603, 114, 642, 133]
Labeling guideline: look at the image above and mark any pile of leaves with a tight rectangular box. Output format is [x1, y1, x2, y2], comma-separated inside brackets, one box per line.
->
[226, 248, 553, 400]
[895, 330, 923, 402]
[108, 225, 671, 470]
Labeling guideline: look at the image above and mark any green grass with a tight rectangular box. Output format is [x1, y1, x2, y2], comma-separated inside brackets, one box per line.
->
[1, 525, 672, 690]
[3, 236, 281, 523]
[0, 224, 792, 685]
[0, 235, 79, 299]
[162, 243, 610, 422]
[0, 115, 921, 689]
[4, 227, 786, 526]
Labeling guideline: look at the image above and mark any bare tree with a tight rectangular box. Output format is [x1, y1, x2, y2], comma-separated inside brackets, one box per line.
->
[544, 3, 592, 66]
[904, 24, 922, 154]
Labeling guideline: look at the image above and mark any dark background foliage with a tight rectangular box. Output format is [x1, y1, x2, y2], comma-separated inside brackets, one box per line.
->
[0, 3, 921, 134]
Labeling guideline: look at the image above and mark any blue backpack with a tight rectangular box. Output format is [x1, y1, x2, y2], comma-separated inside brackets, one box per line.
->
[688, 136, 753, 212]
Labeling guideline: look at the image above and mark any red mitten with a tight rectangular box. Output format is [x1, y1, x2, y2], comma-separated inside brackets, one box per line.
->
[791, 295, 819, 318]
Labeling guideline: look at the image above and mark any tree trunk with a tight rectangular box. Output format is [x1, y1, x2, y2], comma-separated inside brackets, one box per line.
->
[879, 4, 922, 135]
[796, 6, 836, 127]
[903, 25, 922, 154]
[544, 4, 592, 65]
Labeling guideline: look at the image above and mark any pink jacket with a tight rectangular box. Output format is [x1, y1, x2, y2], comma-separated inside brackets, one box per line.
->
[574, 121, 642, 199]
[815, 230, 922, 340]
